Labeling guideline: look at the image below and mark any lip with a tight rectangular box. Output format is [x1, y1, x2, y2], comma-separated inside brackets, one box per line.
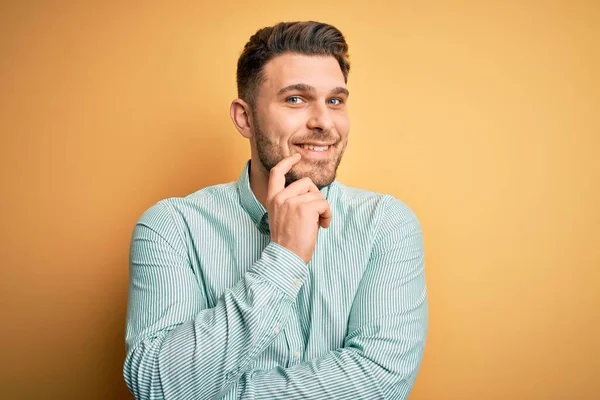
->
[294, 142, 336, 146]
[293, 144, 334, 160]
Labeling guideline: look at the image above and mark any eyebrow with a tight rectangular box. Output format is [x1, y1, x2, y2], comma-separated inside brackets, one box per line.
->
[277, 84, 350, 97]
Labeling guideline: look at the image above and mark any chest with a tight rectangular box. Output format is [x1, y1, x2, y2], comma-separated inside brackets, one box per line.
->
[188, 217, 373, 366]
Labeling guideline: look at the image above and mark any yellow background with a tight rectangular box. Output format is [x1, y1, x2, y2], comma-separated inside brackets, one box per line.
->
[1, 1, 598, 399]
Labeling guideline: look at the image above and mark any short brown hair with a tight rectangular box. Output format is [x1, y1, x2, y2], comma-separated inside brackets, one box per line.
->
[236, 21, 351, 107]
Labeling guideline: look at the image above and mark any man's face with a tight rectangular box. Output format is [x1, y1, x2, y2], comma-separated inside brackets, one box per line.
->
[251, 53, 350, 189]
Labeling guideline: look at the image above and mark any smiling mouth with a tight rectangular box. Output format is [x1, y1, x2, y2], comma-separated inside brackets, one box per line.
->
[297, 144, 330, 152]
[293, 143, 335, 160]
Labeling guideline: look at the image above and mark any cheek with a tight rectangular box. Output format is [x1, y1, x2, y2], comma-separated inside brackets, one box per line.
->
[268, 107, 307, 142]
[334, 113, 350, 136]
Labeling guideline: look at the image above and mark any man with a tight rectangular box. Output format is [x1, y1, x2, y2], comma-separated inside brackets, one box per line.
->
[124, 21, 428, 400]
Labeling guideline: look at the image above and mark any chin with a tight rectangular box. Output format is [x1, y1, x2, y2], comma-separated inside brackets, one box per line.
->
[286, 166, 337, 189]
[311, 173, 336, 189]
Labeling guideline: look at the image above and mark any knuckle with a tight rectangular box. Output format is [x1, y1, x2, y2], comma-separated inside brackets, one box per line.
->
[273, 194, 285, 208]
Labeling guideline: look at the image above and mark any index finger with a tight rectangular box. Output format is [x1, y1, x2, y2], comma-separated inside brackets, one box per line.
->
[267, 153, 302, 199]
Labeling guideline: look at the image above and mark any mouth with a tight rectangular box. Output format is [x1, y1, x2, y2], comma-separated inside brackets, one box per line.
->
[293, 143, 334, 160]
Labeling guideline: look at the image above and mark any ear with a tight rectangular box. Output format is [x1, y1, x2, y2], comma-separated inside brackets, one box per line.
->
[230, 99, 253, 139]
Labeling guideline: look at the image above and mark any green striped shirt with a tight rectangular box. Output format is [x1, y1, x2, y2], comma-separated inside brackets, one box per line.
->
[124, 160, 428, 400]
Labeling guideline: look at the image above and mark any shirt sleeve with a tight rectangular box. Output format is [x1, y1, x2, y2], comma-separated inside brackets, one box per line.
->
[235, 195, 428, 399]
[123, 201, 310, 400]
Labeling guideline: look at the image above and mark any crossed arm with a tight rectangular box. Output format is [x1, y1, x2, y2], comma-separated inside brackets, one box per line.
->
[123, 197, 428, 400]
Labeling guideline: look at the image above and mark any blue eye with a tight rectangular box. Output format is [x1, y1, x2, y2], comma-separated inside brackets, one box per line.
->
[328, 98, 342, 105]
[286, 96, 303, 104]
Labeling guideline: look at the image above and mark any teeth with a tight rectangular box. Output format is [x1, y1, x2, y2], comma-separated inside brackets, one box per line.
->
[300, 144, 329, 152]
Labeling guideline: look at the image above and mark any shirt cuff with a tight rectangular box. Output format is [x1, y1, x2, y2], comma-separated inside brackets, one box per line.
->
[249, 241, 309, 299]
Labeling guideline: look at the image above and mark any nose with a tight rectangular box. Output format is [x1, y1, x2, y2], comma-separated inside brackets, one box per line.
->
[307, 102, 334, 133]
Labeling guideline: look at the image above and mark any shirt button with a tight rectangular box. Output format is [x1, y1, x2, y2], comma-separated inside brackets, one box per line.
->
[273, 327, 280, 335]
[225, 369, 237, 380]
[294, 279, 302, 287]
[293, 350, 300, 357]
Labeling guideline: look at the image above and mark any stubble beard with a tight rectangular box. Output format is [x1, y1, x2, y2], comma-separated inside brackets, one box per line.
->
[252, 113, 346, 189]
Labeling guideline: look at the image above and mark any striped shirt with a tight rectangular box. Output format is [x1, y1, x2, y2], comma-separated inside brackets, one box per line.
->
[124, 160, 428, 400]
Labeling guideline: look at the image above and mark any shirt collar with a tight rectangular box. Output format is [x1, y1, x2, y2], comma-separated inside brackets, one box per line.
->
[237, 160, 331, 234]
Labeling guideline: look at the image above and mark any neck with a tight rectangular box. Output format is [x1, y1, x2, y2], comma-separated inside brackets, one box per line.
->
[248, 157, 270, 209]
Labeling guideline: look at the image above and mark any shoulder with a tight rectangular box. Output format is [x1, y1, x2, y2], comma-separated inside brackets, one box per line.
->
[332, 181, 421, 238]
[333, 181, 419, 220]
[135, 181, 238, 230]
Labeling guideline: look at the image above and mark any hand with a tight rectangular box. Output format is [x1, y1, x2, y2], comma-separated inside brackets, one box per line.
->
[266, 153, 332, 264]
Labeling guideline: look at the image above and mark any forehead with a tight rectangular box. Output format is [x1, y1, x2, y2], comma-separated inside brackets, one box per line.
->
[260, 53, 346, 94]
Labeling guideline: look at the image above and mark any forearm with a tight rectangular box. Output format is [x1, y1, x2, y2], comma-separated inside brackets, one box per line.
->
[236, 312, 426, 400]
[124, 241, 309, 400]
[237, 347, 386, 400]
[234, 290, 428, 400]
